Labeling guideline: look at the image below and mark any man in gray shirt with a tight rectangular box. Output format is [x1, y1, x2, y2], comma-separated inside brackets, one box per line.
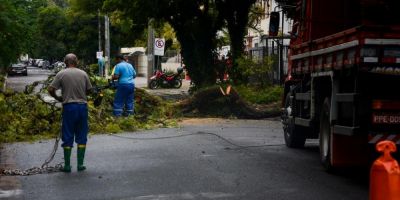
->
[48, 53, 92, 173]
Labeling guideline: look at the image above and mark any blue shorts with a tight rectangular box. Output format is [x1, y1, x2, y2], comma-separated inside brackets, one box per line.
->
[61, 103, 88, 147]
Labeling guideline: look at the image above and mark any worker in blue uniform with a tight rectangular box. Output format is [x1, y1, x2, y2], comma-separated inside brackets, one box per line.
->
[112, 54, 136, 116]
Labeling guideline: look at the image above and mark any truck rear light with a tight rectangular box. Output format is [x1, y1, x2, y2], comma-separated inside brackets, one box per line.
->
[382, 57, 397, 63]
[372, 100, 400, 110]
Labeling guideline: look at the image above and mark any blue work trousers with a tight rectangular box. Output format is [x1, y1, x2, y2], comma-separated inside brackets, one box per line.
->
[62, 103, 88, 147]
[113, 83, 135, 116]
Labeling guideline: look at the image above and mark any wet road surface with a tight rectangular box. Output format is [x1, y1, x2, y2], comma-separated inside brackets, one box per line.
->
[0, 119, 368, 200]
[5, 67, 53, 93]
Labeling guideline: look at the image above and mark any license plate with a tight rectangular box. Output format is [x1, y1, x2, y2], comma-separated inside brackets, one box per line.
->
[372, 114, 400, 124]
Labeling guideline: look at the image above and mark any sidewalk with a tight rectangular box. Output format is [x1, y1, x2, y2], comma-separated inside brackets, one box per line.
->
[135, 76, 191, 101]
[135, 76, 148, 88]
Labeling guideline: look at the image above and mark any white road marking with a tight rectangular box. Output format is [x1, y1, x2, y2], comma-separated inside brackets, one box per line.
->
[131, 192, 236, 200]
[0, 189, 23, 198]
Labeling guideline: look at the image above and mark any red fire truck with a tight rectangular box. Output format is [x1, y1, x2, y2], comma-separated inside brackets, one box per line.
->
[280, 0, 400, 170]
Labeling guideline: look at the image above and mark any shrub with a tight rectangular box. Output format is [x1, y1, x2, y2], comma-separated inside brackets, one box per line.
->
[236, 56, 276, 87]
[235, 85, 283, 104]
[0, 76, 177, 143]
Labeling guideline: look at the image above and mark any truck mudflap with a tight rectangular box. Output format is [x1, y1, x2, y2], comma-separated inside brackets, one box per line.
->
[330, 134, 370, 167]
[330, 133, 400, 168]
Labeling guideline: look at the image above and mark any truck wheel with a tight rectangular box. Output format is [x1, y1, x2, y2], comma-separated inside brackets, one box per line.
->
[319, 97, 333, 170]
[282, 93, 306, 148]
[149, 80, 158, 89]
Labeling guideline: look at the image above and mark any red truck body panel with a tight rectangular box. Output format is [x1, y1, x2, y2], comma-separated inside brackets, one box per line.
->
[288, 0, 400, 78]
[282, 0, 400, 168]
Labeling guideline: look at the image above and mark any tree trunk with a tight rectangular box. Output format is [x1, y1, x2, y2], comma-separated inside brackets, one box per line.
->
[168, 15, 218, 88]
[220, 0, 256, 83]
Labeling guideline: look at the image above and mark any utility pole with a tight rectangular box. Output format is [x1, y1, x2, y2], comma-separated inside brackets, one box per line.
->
[279, 10, 285, 85]
[98, 9, 103, 77]
[147, 19, 155, 87]
[104, 15, 110, 78]
[98, 9, 102, 52]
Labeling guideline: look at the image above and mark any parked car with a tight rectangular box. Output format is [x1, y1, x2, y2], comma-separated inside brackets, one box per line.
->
[52, 61, 66, 72]
[8, 63, 28, 76]
[37, 60, 50, 69]
[32, 59, 43, 67]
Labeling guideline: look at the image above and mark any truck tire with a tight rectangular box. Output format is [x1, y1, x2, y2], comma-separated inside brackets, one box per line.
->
[282, 93, 306, 148]
[319, 97, 333, 170]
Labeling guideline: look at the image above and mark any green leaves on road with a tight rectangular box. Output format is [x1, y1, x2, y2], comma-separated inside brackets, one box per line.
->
[0, 77, 177, 143]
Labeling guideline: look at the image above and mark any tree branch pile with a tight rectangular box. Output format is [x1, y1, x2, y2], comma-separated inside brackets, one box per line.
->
[180, 86, 280, 119]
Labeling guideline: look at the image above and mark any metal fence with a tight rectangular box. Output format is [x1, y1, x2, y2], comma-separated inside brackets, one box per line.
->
[248, 40, 289, 84]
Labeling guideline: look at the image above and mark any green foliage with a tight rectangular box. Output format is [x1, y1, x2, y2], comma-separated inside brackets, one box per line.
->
[248, 4, 265, 33]
[182, 85, 280, 118]
[88, 64, 99, 76]
[0, 76, 177, 143]
[0, 74, 6, 92]
[0, 0, 49, 66]
[100, 0, 257, 88]
[0, 92, 62, 143]
[159, 23, 180, 50]
[235, 85, 283, 104]
[216, 0, 257, 83]
[0, 0, 135, 69]
[0, 0, 32, 68]
[69, 0, 104, 14]
[35, 6, 67, 61]
[236, 56, 276, 87]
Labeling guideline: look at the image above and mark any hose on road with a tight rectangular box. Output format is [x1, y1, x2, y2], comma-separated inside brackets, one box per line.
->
[108, 131, 285, 150]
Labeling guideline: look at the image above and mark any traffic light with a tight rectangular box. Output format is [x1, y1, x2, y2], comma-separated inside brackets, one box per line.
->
[269, 11, 280, 36]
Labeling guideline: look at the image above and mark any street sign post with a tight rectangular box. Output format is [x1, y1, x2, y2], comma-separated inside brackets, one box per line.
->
[96, 51, 103, 59]
[154, 38, 165, 56]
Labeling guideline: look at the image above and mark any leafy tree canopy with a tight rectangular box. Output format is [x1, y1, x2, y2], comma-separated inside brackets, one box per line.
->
[93, 0, 225, 86]
[99, 0, 256, 87]
[0, 0, 47, 69]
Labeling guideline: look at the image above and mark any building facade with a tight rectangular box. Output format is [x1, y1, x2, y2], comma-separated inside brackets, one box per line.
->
[245, 0, 293, 83]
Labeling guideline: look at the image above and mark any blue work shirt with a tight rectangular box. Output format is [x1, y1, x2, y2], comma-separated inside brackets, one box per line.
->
[114, 61, 136, 84]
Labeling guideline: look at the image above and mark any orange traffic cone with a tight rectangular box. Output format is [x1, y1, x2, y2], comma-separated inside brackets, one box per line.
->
[185, 72, 190, 81]
[370, 140, 400, 200]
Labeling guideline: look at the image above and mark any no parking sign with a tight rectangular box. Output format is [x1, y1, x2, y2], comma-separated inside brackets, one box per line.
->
[154, 38, 165, 56]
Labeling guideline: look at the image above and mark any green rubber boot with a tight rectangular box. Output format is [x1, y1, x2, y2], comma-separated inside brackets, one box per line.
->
[77, 145, 86, 171]
[62, 147, 72, 173]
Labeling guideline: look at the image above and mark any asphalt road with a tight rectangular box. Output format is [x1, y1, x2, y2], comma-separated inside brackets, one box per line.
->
[5, 66, 54, 92]
[2, 68, 368, 199]
[0, 119, 368, 200]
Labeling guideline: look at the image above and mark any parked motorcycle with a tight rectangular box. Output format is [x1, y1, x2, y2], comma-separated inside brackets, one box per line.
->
[149, 67, 183, 89]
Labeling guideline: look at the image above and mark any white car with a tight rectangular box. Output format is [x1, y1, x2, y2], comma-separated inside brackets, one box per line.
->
[38, 60, 50, 69]
[53, 61, 66, 72]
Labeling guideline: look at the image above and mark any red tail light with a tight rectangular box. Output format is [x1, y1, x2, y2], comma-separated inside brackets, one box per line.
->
[382, 57, 397, 63]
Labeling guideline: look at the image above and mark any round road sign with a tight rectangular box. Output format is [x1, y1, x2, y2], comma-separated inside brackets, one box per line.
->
[155, 39, 164, 48]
